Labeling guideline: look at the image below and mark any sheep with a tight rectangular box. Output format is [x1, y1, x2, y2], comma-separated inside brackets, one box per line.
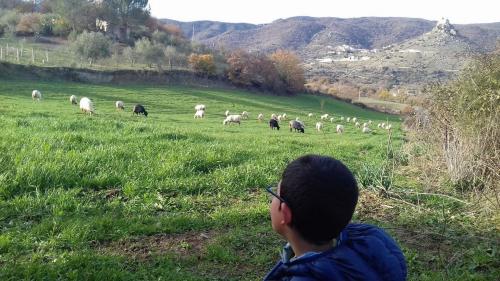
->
[223, 114, 241, 125]
[70, 95, 78, 105]
[363, 122, 368, 128]
[282, 113, 287, 120]
[271, 113, 277, 120]
[315, 122, 323, 132]
[277, 115, 283, 122]
[225, 110, 230, 117]
[368, 120, 373, 125]
[377, 123, 382, 128]
[257, 113, 264, 121]
[241, 111, 249, 119]
[115, 100, 125, 110]
[330, 117, 335, 123]
[352, 117, 357, 123]
[32, 90, 42, 101]
[346, 117, 351, 122]
[269, 119, 280, 130]
[336, 124, 344, 134]
[385, 124, 392, 131]
[355, 122, 361, 128]
[194, 110, 205, 119]
[195, 104, 206, 111]
[133, 104, 148, 117]
[289, 120, 305, 133]
[79, 97, 94, 115]
[307, 113, 313, 118]
[320, 114, 329, 120]
[381, 122, 386, 129]
[340, 116, 344, 121]
[295, 117, 300, 121]
[362, 123, 371, 133]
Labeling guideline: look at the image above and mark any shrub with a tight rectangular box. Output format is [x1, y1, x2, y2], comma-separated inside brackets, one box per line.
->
[134, 38, 164, 69]
[424, 54, 500, 200]
[71, 31, 111, 66]
[188, 53, 216, 77]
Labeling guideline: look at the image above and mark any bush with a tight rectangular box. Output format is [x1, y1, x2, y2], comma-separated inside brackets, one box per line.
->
[71, 31, 111, 66]
[424, 54, 500, 200]
[0, 10, 20, 35]
[188, 53, 216, 77]
[134, 38, 164, 69]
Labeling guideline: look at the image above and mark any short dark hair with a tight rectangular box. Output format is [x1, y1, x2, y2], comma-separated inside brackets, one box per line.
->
[280, 155, 358, 245]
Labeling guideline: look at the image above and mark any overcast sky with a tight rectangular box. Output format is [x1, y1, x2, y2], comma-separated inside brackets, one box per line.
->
[149, 0, 500, 24]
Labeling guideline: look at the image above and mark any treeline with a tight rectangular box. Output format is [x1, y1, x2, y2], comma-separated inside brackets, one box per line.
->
[0, 0, 304, 94]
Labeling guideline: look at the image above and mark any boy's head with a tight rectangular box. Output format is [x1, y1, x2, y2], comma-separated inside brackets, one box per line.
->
[272, 155, 358, 245]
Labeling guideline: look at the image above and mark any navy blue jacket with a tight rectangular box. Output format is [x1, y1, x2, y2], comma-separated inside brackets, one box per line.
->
[264, 224, 407, 281]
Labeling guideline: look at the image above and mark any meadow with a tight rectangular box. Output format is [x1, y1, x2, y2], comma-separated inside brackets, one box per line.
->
[0, 78, 497, 280]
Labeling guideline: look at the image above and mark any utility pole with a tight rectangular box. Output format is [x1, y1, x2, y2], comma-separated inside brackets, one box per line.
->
[191, 24, 195, 42]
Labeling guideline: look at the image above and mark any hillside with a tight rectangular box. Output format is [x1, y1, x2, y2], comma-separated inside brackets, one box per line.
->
[164, 16, 500, 90]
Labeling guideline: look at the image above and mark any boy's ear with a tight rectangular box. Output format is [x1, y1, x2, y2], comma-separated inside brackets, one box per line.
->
[281, 203, 293, 225]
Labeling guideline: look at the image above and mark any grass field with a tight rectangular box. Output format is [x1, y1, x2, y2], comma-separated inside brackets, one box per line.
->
[0, 78, 498, 280]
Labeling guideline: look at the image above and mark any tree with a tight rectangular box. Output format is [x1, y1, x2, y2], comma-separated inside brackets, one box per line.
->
[101, 0, 150, 42]
[270, 50, 305, 94]
[188, 53, 216, 76]
[16, 13, 41, 35]
[164, 45, 186, 70]
[134, 37, 164, 69]
[71, 31, 111, 66]
[50, 0, 98, 32]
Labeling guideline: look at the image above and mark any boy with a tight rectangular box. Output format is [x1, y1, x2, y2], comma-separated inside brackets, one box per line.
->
[264, 155, 407, 281]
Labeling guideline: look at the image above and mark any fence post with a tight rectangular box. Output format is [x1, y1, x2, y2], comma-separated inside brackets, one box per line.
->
[32, 48, 35, 63]
[0, 47, 3, 60]
[46, 50, 49, 63]
[16, 48, 19, 62]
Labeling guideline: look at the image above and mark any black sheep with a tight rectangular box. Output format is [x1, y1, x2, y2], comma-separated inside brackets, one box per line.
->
[289, 120, 305, 133]
[133, 104, 148, 117]
[269, 119, 280, 130]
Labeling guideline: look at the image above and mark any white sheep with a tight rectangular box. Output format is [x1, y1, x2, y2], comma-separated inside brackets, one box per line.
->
[385, 124, 392, 131]
[32, 90, 41, 101]
[346, 117, 351, 122]
[315, 122, 323, 132]
[295, 117, 300, 121]
[79, 97, 94, 115]
[377, 123, 382, 128]
[271, 113, 277, 120]
[241, 111, 249, 119]
[70, 95, 78, 105]
[282, 113, 287, 120]
[340, 116, 344, 121]
[115, 100, 125, 110]
[381, 122, 386, 129]
[195, 104, 206, 111]
[223, 114, 241, 125]
[225, 110, 230, 117]
[308, 113, 313, 118]
[257, 113, 264, 121]
[363, 122, 368, 128]
[368, 120, 373, 125]
[362, 123, 371, 133]
[194, 110, 205, 118]
[320, 114, 329, 120]
[336, 124, 344, 134]
[277, 115, 282, 122]
[352, 117, 357, 123]
[330, 117, 335, 123]
[355, 122, 361, 128]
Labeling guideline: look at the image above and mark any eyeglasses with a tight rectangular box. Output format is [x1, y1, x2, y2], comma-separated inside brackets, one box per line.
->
[266, 185, 286, 203]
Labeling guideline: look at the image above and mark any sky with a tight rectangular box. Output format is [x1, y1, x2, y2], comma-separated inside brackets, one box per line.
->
[149, 0, 500, 24]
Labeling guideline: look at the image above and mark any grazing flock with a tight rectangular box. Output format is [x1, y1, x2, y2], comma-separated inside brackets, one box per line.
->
[29, 89, 394, 135]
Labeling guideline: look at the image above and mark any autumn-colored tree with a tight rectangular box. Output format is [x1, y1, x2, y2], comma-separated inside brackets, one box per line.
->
[188, 53, 216, 77]
[270, 49, 305, 94]
[16, 13, 41, 35]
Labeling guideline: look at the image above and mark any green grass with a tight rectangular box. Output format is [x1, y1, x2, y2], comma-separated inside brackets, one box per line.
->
[0, 78, 497, 280]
